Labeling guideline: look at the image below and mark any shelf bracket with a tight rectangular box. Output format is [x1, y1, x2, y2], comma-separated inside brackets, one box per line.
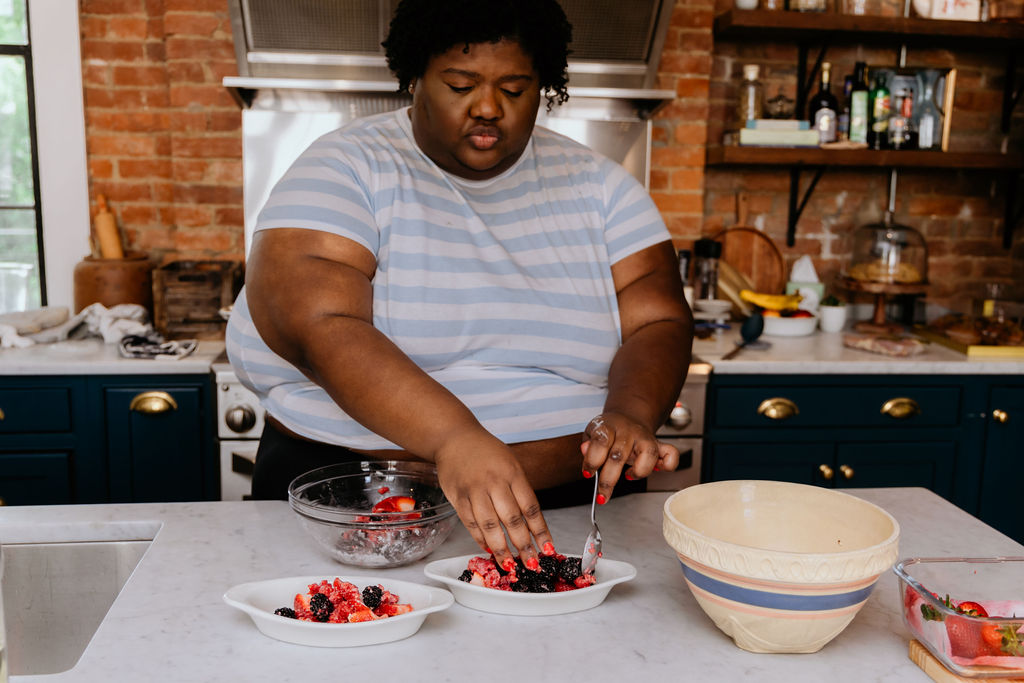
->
[786, 166, 826, 247]
[1002, 51, 1023, 134]
[1006, 171, 1023, 249]
[796, 43, 830, 121]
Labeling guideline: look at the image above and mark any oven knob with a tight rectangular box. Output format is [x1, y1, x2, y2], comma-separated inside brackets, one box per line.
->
[667, 402, 692, 430]
[225, 404, 257, 433]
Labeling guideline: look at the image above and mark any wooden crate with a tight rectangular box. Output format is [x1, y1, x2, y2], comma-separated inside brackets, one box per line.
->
[153, 260, 242, 339]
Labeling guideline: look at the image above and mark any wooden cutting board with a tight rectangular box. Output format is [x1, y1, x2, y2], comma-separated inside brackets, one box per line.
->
[909, 639, 1024, 682]
[712, 193, 786, 295]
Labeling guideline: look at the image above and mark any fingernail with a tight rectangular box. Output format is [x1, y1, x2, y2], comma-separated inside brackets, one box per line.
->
[624, 473, 633, 481]
[542, 541, 555, 556]
[485, 547, 492, 554]
[525, 556, 540, 571]
[501, 557, 515, 572]
[582, 469, 593, 479]
[653, 466, 660, 472]
[596, 494, 607, 505]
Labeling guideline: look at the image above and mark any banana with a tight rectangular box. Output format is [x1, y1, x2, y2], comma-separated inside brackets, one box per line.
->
[739, 289, 803, 311]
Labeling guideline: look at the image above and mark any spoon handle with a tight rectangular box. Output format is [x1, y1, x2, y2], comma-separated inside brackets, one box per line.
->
[721, 342, 745, 361]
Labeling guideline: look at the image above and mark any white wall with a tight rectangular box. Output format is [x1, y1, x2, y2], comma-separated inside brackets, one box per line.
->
[28, 0, 90, 309]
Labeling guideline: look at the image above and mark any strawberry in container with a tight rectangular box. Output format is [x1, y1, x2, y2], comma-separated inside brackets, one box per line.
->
[894, 557, 1024, 678]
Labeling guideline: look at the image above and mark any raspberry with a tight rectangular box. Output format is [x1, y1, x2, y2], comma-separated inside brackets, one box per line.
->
[309, 592, 333, 622]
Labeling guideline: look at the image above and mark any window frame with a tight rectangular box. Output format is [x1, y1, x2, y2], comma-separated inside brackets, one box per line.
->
[28, 0, 90, 310]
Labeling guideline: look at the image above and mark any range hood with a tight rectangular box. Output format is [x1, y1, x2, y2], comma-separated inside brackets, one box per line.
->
[224, 0, 676, 117]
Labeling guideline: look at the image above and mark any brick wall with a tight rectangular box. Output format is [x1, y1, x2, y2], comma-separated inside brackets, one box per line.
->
[79, 0, 243, 263]
[76, 0, 1021, 311]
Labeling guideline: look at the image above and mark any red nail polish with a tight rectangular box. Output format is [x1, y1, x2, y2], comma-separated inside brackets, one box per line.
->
[502, 557, 515, 572]
[596, 494, 607, 505]
[485, 547, 492, 554]
[653, 466, 660, 472]
[582, 469, 592, 479]
[624, 473, 633, 481]
[542, 541, 555, 556]
[525, 557, 540, 571]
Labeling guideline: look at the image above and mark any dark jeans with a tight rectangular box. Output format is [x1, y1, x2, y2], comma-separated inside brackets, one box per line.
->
[252, 418, 646, 507]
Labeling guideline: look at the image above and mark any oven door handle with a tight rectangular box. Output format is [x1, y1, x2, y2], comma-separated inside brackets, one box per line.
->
[231, 450, 256, 476]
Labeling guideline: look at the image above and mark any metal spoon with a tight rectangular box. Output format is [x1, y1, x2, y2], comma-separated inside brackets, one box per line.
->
[581, 474, 602, 576]
[721, 309, 764, 360]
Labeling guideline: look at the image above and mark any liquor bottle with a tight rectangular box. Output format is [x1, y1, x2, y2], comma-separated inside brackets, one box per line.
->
[916, 72, 942, 150]
[848, 62, 869, 144]
[889, 88, 917, 150]
[808, 61, 839, 144]
[837, 74, 853, 141]
[868, 71, 891, 150]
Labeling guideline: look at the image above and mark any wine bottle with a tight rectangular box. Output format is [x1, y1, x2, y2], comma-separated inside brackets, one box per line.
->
[849, 62, 869, 144]
[808, 61, 839, 144]
[869, 71, 891, 150]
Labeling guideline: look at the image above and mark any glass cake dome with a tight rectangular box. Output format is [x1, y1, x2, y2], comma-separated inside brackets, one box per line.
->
[846, 214, 928, 285]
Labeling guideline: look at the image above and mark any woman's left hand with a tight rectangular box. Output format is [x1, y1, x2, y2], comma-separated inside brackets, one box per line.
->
[580, 412, 679, 504]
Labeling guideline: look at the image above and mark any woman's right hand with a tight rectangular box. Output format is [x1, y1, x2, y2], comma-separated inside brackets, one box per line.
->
[434, 432, 554, 572]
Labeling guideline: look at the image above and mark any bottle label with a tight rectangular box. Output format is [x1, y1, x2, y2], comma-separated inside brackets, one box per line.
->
[849, 91, 868, 143]
[919, 116, 935, 149]
[814, 109, 837, 144]
[872, 95, 891, 132]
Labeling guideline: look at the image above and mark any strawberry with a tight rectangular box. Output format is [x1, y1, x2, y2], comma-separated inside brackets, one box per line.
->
[374, 603, 413, 617]
[946, 614, 990, 658]
[983, 622, 1024, 657]
[956, 601, 988, 618]
[293, 593, 313, 621]
[348, 608, 379, 623]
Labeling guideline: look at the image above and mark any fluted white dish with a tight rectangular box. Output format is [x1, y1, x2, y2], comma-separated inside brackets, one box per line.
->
[223, 574, 453, 647]
[423, 554, 636, 616]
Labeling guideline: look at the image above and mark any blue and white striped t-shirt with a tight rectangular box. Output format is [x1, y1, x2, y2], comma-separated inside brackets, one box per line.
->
[226, 107, 670, 449]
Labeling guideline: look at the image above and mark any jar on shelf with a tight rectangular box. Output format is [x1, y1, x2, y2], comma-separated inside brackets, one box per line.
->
[846, 216, 928, 285]
[791, 0, 828, 11]
[736, 64, 764, 125]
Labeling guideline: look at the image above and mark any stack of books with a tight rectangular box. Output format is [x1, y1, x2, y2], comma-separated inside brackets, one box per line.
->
[738, 119, 819, 147]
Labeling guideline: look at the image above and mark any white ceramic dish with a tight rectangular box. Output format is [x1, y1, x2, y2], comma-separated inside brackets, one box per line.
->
[695, 298, 733, 316]
[223, 574, 454, 647]
[762, 314, 817, 337]
[422, 554, 636, 616]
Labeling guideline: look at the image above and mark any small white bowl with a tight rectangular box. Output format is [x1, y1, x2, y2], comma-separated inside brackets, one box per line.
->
[223, 575, 454, 647]
[423, 554, 636, 616]
[695, 299, 733, 316]
[762, 313, 817, 337]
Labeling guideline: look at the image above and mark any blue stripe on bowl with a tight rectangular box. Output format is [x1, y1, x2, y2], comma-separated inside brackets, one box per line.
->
[680, 561, 877, 611]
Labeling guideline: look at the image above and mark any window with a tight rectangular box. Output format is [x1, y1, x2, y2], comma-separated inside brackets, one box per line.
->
[0, 0, 42, 314]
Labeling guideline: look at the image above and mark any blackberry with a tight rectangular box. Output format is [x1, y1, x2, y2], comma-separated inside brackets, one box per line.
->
[511, 579, 533, 592]
[309, 592, 333, 622]
[537, 555, 559, 580]
[457, 569, 474, 583]
[274, 607, 296, 619]
[559, 556, 583, 583]
[361, 585, 384, 609]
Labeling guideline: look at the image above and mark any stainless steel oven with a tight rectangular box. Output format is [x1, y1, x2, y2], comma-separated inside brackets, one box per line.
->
[212, 357, 264, 500]
[648, 361, 710, 492]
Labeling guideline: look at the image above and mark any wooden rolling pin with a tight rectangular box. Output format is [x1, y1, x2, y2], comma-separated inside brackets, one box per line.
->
[94, 194, 124, 259]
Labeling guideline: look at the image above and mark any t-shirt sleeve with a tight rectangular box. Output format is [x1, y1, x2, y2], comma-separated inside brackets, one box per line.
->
[253, 131, 380, 256]
[600, 158, 671, 264]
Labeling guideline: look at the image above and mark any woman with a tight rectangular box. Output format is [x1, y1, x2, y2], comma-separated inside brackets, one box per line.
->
[226, 0, 693, 570]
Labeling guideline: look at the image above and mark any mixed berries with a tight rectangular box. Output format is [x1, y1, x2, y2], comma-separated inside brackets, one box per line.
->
[275, 578, 413, 623]
[458, 549, 596, 593]
[913, 588, 1024, 659]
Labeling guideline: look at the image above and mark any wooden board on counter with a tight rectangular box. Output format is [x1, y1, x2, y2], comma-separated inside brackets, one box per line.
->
[914, 327, 1024, 359]
[909, 639, 1024, 682]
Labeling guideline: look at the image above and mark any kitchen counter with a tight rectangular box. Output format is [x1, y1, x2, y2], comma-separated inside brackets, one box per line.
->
[693, 326, 1024, 374]
[0, 339, 225, 375]
[3, 488, 1021, 682]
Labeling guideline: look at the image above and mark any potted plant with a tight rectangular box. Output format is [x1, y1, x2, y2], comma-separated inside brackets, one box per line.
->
[819, 294, 847, 333]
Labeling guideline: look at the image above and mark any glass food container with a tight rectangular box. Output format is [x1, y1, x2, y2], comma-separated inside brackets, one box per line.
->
[893, 557, 1024, 679]
[847, 217, 928, 284]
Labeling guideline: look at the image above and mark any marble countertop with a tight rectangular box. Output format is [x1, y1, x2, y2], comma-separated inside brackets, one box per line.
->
[0, 339, 225, 375]
[3, 488, 1021, 682]
[694, 326, 1024, 375]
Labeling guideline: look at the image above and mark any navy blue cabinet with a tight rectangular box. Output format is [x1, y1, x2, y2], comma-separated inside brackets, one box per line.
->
[0, 374, 216, 505]
[703, 373, 1023, 544]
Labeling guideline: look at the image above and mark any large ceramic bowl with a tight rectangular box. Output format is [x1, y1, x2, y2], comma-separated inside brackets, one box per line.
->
[288, 461, 458, 568]
[663, 480, 900, 654]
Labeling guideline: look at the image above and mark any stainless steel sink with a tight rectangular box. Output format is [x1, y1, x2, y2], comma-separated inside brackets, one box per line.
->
[1, 523, 158, 675]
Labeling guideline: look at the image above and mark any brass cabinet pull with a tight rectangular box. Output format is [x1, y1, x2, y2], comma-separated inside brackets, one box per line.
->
[993, 409, 1009, 424]
[840, 464, 855, 480]
[757, 397, 799, 421]
[0, 496, 5, 506]
[0, 406, 4, 420]
[819, 464, 834, 480]
[129, 391, 178, 414]
[880, 397, 920, 419]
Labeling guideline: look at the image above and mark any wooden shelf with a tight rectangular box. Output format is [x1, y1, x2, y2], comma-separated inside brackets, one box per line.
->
[707, 146, 1024, 170]
[713, 9, 1024, 45]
